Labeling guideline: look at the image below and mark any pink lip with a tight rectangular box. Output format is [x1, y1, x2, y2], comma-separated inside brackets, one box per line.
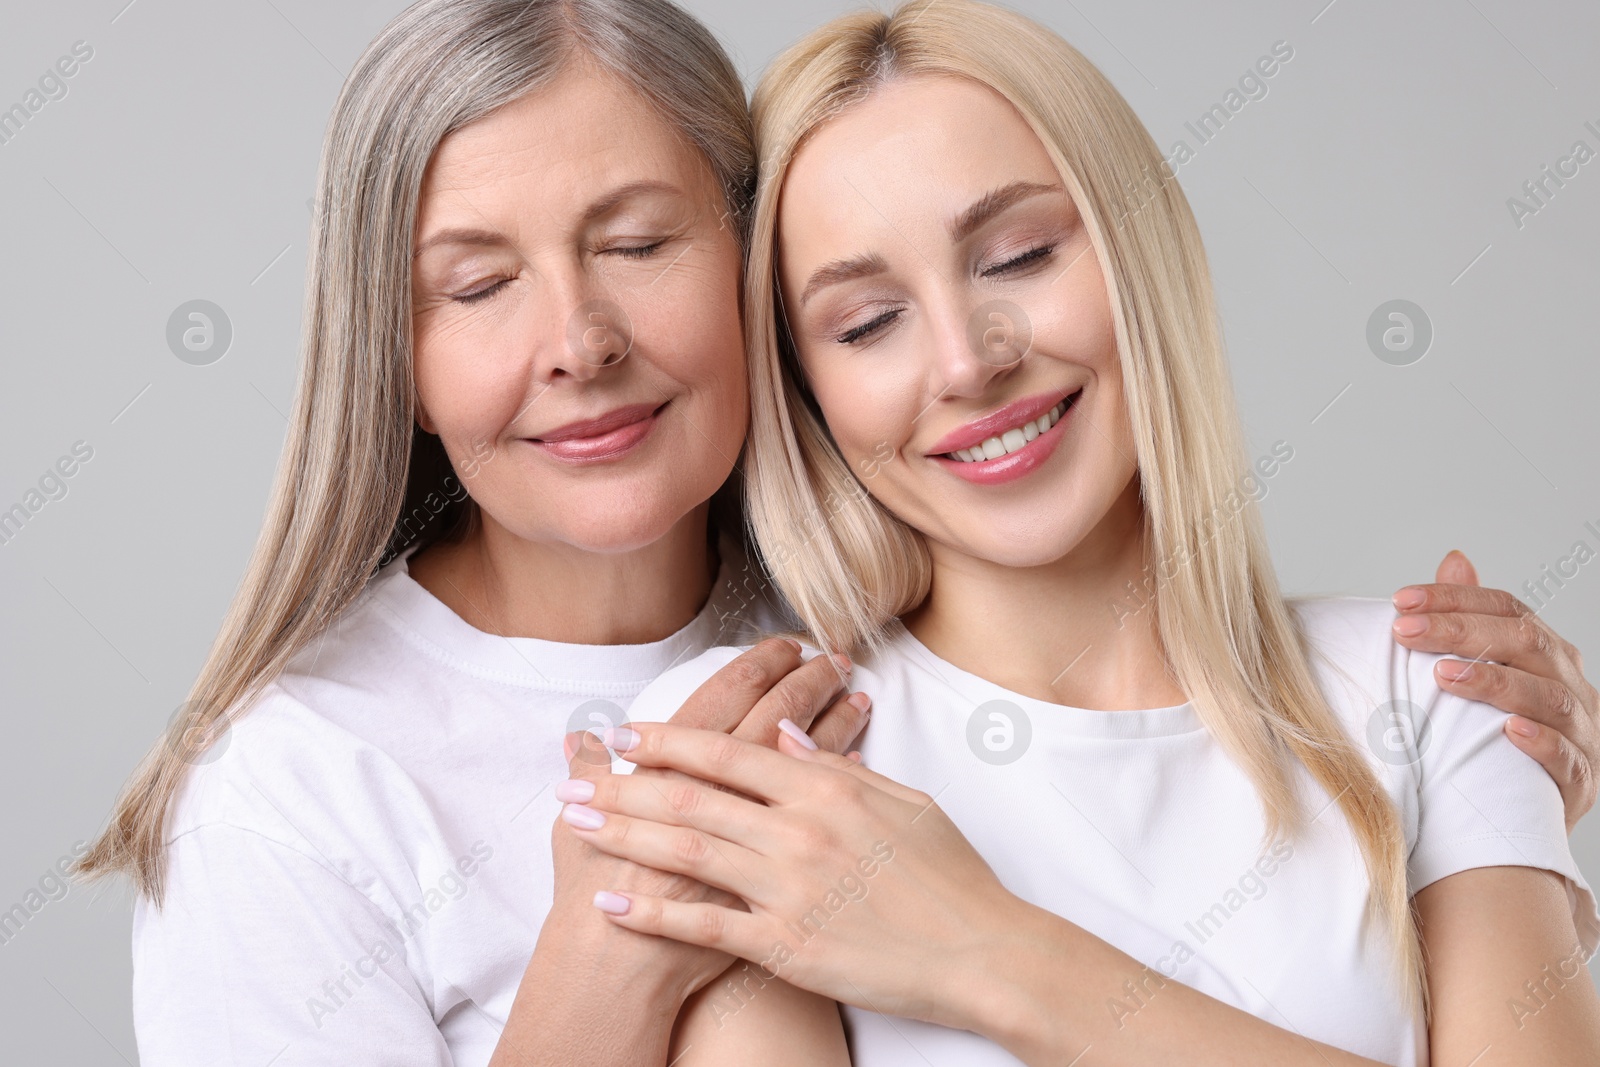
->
[930, 391, 1078, 486]
[927, 390, 1075, 455]
[530, 402, 663, 462]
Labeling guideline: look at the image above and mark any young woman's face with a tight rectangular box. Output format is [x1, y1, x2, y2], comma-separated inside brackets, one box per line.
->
[411, 60, 747, 553]
[776, 75, 1139, 569]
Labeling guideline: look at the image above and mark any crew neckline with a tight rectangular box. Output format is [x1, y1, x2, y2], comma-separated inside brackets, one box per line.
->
[359, 537, 749, 695]
[888, 621, 1204, 739]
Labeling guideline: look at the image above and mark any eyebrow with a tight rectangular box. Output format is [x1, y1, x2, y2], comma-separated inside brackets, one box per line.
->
[798, 252, 890, 309]
[412, 179, 686, 258]
[948, 180, 1065, 242]
[795, 180, 1067, 307]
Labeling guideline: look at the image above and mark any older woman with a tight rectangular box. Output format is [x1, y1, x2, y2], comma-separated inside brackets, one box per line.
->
[74, 1, 1598, 1065]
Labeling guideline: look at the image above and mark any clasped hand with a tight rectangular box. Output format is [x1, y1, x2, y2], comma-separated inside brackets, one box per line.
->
[558, 718, 1022, 1030]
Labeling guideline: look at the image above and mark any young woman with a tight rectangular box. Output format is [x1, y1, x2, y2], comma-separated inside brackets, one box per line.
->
[557, 2, 1600, 1064]
[73, 0, 1595, 1065]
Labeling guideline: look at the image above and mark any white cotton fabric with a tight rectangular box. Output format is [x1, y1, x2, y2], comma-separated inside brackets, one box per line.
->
[130, 540, 787, 1066]
[625, 597, 1600, 1067]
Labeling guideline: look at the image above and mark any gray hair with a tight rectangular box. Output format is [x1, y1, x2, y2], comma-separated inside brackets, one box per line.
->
[77, 0, 755, 904]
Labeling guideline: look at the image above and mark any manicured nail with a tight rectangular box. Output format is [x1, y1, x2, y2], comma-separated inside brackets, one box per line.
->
[593, 891, 631, 915]
[1392, 587, 1425, 610]
[1393, 615, 1427, 638]
[1436, 660, 1473, 682]
[603, 726, 640, 752]
[561, 804, 606, 830]
[831, 653, 853, 673]
[554, 779, 596, 803]
[847, 691, 872, 713]
[1508, 716, 1539, 739]
[777, 717, 819, 750]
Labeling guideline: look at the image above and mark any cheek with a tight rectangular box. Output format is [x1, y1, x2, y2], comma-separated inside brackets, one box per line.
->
[412, 315, 526, 446]
[807, 354, 924, 467]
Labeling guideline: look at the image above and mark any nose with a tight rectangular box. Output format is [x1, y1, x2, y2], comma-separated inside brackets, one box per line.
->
[928, 296, 1027, 399]
[534, 282, 634, 384]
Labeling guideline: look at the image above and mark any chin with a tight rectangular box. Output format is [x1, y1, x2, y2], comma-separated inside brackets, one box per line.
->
[548, 484, 715, 555]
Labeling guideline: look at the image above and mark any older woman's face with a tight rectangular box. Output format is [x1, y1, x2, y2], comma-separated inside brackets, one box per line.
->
[411, 59, 747, 553]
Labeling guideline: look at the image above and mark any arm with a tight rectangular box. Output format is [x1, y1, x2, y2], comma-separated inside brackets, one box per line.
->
[494, 640, 868, 1066]
[1393, 550, 1598, 830]
[562, 722, 1600, 1066]
[668, 963, 849, 1066]
[132, 825, 458, 1065]
[1415, 865, 1600, 1065]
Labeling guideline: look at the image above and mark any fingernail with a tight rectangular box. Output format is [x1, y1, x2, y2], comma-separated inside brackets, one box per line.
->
[1508, 716, 1539, 739]
[1436, 660, 1472, 682]
[832, 653, 853, 673]
[784, 638, 804, 653]
[1393, 615, 1427, 637]
[847, 750, 863, 763]
[847, 691, 872, 713]
[561, 804, 606, 830]
[1392, 587, 1425, 610]
[593, 891, 631, 915]
[777, 717, 820, 751]
[554, 779, 596, 803]
[603, 726, 640, 752]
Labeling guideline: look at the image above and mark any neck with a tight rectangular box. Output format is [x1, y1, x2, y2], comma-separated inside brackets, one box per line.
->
[904, 479, 1186, 710]
[408, 504, 717, 646]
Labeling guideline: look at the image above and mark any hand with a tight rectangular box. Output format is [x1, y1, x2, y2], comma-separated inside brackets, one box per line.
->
[560, 719, 1022, 1032]
[546, 640, 872, 999]
[1392, 550, 1598, 830]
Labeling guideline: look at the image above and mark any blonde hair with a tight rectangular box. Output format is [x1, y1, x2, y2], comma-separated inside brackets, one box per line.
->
[76, 0, 756, 906]
[743, 0, 1424, 1011]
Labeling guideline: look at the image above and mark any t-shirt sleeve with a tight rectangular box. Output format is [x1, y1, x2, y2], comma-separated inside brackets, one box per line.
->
[133, 823, 454, 1066]
[1406, 680, 1600, 959]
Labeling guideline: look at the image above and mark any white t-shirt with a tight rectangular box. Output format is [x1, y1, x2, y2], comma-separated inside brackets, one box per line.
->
[131, 539, 787, 1066]
[626, 597, 1600, 1067]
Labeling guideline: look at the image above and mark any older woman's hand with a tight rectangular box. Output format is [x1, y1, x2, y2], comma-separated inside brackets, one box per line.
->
[1393, 550, 1598, 831]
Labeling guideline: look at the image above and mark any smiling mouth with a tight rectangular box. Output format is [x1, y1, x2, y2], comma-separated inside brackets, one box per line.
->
[941, 393, 1077, 463]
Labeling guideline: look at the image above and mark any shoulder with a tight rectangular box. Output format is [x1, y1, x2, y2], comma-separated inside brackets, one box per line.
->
[625, 644, 755, 725]
[162, 682, 437, 901]
[1289, 595, 1447, 737]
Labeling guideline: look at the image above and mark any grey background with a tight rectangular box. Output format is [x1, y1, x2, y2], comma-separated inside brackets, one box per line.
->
[1, 0, 1595, 1060]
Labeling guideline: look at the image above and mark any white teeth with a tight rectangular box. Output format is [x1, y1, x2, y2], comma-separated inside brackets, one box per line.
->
[946, 399, 1070, 463]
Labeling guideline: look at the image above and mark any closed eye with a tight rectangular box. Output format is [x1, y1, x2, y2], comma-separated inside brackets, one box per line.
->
[608, 240, 666, 259]
[981, 244, 1055, 278]
[837, 308, 902, 345]
[454, 278, 511, 305]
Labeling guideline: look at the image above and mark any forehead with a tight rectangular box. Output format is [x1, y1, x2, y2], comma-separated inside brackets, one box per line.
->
[777, 75, 1061, 261]
[421, 59, 716, 212]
